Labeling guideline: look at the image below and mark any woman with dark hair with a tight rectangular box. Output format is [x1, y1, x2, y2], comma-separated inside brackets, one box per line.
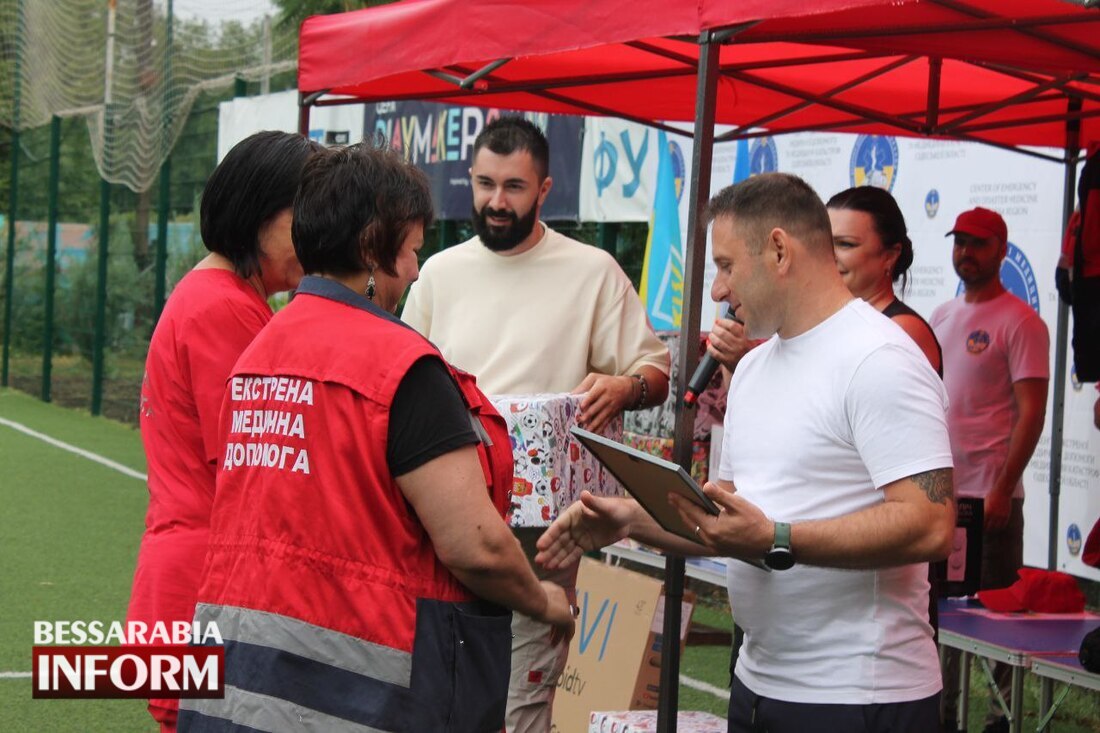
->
[127, 130, 321, 733]
[827, 186, 943, 375]
[179, 144, 574, 733]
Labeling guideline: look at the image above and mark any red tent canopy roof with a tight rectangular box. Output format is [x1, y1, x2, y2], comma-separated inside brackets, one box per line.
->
[299, 0, 1100, 149]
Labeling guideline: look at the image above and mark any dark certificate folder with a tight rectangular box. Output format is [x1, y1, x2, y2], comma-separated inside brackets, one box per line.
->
[570, 426, 720, 543]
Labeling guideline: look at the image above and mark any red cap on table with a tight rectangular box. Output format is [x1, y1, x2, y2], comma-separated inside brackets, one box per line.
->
[977, 567, 1085, 613]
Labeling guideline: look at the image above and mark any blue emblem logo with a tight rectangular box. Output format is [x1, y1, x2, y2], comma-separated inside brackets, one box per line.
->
[750, 137, 779, 175]
[1068, 523, 1082, 556]
[1071, 364, 1083, 392]
[850, 135, 899, 191]
[953, 241, 1041, 315]
[925, 189, 940, 219]
[966, 330, 991, 355]
[669, 139, 686, 202]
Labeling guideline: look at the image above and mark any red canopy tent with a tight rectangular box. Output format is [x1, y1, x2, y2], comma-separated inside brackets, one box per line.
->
[300, 0, 1100, 150]
[298, 1, 1100, 729]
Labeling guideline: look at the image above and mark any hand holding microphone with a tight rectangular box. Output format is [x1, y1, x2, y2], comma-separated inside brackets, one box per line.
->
[684, 305, 744, 407]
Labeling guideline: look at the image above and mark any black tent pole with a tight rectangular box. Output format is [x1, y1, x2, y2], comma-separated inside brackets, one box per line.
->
[659, 30, 720, 733]
[1048, 98, 1082, 573]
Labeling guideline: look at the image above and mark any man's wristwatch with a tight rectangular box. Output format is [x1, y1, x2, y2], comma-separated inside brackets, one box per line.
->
[764, 521, 795, 571]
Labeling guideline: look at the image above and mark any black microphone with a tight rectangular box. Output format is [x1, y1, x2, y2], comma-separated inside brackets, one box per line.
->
[683, 305, 738, 407]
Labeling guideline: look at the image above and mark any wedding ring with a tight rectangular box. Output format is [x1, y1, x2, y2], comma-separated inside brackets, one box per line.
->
[694, 525, 701, 538]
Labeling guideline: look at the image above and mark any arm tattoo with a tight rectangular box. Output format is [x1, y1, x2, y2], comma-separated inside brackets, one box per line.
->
[911, 469, 953, 505]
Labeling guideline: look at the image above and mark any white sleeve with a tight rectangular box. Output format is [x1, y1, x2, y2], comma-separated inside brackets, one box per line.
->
[845, 344, 954, 489]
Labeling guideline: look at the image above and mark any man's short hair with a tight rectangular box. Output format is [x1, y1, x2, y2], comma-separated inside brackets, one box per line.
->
[707, 173, 832, 254]
[292, 143, 433, 277]
[473, 117, 550, 180]
[200, 130, 322, 279]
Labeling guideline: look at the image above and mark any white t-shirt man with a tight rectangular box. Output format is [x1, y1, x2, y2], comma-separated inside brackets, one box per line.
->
[402, 224, 669, 395]
[721, 299, 952, 704]
[930, 291, 1050, 499]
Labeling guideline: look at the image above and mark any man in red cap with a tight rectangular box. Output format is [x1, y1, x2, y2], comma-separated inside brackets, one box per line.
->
[930, 206, 1050, 733]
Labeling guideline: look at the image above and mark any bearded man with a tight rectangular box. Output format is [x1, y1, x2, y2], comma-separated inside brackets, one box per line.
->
[402, 116, 669, 732]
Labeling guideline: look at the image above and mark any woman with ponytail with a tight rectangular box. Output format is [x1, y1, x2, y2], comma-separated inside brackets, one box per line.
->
[827, 186, 942, 375]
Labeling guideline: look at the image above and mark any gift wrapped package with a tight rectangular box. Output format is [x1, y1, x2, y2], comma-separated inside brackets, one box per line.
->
[587, 710, 727, 733]
[492, 393, 624, 527]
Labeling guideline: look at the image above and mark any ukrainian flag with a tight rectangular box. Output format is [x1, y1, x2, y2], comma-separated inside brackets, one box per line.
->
[733, 138, 750, 184]
[639, 130, 683, 330]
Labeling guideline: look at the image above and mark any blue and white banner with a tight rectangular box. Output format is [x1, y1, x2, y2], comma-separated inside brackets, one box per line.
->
[362, 101, 583, 221]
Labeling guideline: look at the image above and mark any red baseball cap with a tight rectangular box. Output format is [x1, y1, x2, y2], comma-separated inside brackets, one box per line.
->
[946, 207, 1008, 244]
[977, 568, 1086, 613]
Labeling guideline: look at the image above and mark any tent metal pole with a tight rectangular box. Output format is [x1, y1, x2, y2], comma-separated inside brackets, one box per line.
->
[928, 0, 1100, 61]
[936, 73, 1087, 134]
[719, 55, 919, 138]
[660, 31, 720, 733]
[298, 97, 311, 137]
[951, 107, 1100, 135]
[926, 57, 942, 130]
[719, 67, 926, 134]
[1047, 99, 1082, 570]
[298, 90, 327, 137]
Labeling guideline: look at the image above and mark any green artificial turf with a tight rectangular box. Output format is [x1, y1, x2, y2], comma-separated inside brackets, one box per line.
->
[1, 389, 152, 731]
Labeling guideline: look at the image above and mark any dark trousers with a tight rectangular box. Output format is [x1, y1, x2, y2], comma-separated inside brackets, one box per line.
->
[728, 674, 941, 733]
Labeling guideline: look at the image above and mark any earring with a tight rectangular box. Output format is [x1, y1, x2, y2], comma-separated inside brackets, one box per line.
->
[366, 274, 376, 301]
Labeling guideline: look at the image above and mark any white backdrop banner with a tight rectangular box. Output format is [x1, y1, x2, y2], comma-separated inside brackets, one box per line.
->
[578, 120, 1097, 580]
[217, 89, 364, 161]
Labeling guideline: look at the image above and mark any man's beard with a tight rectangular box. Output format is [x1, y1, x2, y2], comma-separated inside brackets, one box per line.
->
[472, 203, 539, 252]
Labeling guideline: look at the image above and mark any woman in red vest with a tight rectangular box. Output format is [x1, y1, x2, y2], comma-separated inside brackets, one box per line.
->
[181, 144, 575, 732]
[127, 131, 321, 733]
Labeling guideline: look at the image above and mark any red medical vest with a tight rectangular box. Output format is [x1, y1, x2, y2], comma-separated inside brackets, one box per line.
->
[184, 283, 515, 732]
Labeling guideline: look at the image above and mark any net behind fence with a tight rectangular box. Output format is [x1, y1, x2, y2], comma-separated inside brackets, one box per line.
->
[2, 0, 296, 192]
[0, 1, 299, 423]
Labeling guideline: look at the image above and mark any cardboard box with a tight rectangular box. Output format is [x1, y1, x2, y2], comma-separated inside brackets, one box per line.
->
[587, 710, 727, 733]
[550, 558, 695, 733]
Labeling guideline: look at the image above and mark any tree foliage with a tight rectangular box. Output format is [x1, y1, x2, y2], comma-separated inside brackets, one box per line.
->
[272, 0, 395, 30]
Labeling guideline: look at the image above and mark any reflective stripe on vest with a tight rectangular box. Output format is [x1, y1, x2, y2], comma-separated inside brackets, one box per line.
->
[181, 684, 396, 733]
[196, 603, 412, 687]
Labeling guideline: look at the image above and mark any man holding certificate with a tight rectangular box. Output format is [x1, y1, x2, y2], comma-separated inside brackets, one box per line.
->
[538, 173, 956, 733]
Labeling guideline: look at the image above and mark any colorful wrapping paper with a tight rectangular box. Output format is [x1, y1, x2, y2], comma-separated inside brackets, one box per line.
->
[492, 393, 624, 527]
[588, 710, 728, 733]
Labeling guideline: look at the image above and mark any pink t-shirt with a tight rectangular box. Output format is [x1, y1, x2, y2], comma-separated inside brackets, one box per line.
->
[128, 269, 271, 632]
[930, 292, 1049, 499]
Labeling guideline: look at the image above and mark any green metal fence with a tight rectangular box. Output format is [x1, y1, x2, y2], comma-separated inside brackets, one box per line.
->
[0, 86, 272, 424]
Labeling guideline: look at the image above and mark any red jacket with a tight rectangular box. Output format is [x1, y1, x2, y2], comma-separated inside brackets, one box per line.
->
[181, 277, 514, 733]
